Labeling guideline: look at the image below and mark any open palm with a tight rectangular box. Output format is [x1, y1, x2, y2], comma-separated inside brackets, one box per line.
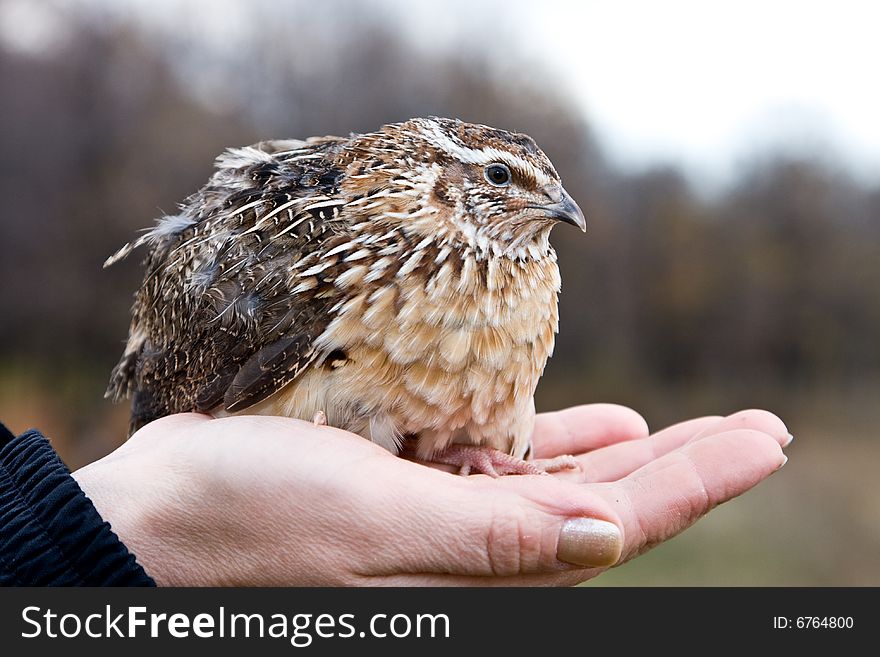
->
[73, 404, 789, 586]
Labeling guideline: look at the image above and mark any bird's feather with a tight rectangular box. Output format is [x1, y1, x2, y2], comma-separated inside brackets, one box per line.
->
[108, 136, 350, 433]
[107, 118, 578, 463]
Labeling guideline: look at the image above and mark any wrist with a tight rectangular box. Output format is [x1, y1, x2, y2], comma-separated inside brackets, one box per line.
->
[1, 424, 154, 586]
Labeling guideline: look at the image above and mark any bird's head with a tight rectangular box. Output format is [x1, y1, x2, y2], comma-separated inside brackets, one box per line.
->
[342, 117, 585, 260]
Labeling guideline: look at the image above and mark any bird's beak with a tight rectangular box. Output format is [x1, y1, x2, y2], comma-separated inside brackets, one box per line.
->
[533, 185, 586, 232]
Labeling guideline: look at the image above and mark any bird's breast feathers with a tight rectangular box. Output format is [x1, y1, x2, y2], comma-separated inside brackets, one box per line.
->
[246, 247, 561, 458]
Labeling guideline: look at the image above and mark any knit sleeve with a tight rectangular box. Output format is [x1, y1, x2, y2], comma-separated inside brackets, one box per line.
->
[0, 422, 155, 586]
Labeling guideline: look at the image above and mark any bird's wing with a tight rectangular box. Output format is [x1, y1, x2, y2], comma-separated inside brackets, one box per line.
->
[107, 136, 354, 429]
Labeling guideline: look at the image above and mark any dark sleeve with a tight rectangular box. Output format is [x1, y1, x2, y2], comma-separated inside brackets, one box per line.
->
[0, 422, 155, 586]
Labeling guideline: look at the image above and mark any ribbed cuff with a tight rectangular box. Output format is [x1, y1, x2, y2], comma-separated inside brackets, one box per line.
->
[0, 423, 155, 586]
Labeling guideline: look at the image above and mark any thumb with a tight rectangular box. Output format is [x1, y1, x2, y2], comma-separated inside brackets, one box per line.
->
[366, 468, 624, 578]
[476, 477, 625, 575]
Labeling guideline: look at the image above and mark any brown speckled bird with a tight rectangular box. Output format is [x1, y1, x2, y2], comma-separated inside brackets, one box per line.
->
[106, 117, 586, 476]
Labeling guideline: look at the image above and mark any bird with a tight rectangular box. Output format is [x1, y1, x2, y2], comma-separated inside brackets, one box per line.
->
[105, 117, 586, 476]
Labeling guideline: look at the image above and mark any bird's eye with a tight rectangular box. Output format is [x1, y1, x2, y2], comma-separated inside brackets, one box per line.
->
[484, 163, 511, 187]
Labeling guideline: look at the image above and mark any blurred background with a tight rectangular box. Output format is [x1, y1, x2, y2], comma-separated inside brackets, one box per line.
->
[1, 0, 877, 584]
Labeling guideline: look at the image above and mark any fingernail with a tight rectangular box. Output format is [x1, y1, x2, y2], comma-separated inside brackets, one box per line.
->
[783, 432, 794, 447]
[776, 455, 788, 471]
[557, 518, 622, 567]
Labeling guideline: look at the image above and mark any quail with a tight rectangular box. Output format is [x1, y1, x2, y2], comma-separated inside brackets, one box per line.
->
[106, 117, 586, 476]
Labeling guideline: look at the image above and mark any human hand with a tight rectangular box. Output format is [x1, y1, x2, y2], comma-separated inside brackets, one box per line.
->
[72, 405, 789, 585]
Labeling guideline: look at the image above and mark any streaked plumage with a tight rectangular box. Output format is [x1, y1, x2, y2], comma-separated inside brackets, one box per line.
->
[107, 117, 585, 474]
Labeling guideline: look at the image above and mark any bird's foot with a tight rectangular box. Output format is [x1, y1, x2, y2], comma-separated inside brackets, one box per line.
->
[431, 445, 579, 477]
[312, 410, 327, 427]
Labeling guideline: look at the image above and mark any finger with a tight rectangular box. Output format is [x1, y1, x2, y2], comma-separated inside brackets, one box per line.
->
[565, 409, 791, 483]
[362, 428, 784, 586]
[690, 408, 791, 447]
[531, 404, 650, 459]
[349, 462, 625, 580]
[560, 416, 722, 483]
[594, 429, 786, 564]
[364, 568, 599, 586]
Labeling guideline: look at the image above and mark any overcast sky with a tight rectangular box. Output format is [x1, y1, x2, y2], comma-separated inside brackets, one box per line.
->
[400, 0, 880, 186]
[3, 0, 878, 188]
